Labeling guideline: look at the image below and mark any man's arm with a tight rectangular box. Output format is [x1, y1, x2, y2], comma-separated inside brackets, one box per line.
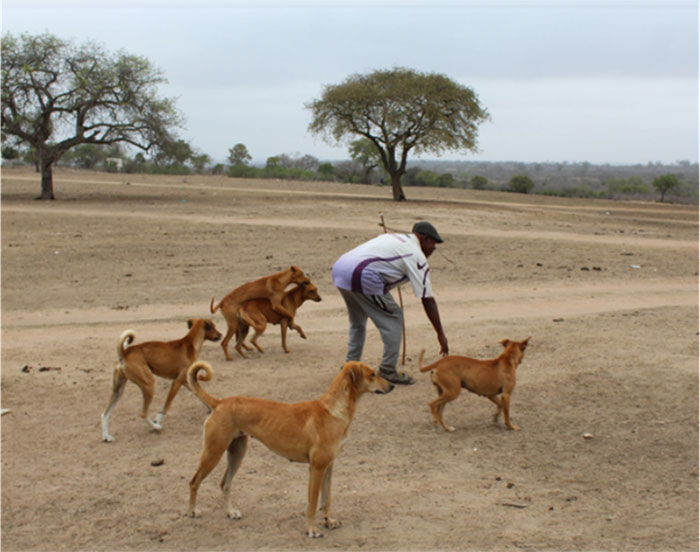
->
[421, 297, 449, 356]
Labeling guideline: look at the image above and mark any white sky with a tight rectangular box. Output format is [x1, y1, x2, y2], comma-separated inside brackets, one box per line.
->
[2, 0, 698, 165]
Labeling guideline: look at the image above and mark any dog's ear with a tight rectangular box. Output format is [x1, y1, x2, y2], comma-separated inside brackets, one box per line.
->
[347, 363, 363, 387]
[187, 319, 194, 329]
[521, 337, 530, 350]
[500, 339, 511, 348]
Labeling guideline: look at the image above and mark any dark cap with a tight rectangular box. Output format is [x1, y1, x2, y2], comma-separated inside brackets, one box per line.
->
[412, 221, 444, 243]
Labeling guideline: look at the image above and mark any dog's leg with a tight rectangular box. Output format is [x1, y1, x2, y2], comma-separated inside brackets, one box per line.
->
[250, 330, 265, 353]
[101, 367, 128, 442]
[429, 378, 459, 432]
[189, 420, 234, 518]
[219, 435, 248, 519]
[487, 395, 504, 424]
[319, 462, 341, 530]
[129, 366, 161, 431]
[306, 462, 330, 538]
[500, 393, 519, 430]
[155, 378, 185, 428]
[280, 320, 290, 353]
[221, 325, 236, 361]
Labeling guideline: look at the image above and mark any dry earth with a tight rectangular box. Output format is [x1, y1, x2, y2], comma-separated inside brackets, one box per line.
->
[1, 167, 698, 551]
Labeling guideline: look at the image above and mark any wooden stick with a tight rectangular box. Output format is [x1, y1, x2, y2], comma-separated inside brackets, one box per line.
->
[378, 214, 406, 366]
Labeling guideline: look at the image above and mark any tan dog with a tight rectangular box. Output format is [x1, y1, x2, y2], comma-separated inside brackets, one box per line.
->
[419, 337, 530, 432]
[210, 266, 310, 361]
[186, 360, 394, 538]
[235, 281, 322, 358]
[100, 318, 222, 442]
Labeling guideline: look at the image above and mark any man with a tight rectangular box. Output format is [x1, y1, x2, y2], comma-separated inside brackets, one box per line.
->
[331, 221, 449, 385]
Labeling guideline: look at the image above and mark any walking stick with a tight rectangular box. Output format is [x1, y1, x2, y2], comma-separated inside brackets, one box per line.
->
[378, 214, 407, 366]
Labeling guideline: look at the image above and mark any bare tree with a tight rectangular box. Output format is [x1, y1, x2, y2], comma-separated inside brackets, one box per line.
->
[1, 32, 183, 199]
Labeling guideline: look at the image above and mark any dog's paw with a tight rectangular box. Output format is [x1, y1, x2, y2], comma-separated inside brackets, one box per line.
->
[226, 508, 242, 520]
[187, 509, 202, 518]
[444, 425, 456, 432]
[102, 434, 114, 443]
[307, 527, 324, 538]
[324, 517, 342, 530]
[148, 419, 163, 431]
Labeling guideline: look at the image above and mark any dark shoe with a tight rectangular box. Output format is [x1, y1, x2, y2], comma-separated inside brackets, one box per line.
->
[380, 371, 415, 385]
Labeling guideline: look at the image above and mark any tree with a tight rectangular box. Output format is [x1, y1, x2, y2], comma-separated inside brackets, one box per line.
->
[348, 138, 380, 184]
[508, 175, 535, 194]
[317, 162, 335, 180]
[652, 174, 679, 202]
[228, 143, 251, 166]
[1, 32, 183, 199]
[470, 175, 488, 190]
[307, 67, 489, 201]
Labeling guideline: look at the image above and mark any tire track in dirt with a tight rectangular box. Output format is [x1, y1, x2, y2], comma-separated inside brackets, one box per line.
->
[3, 280, 696, 349]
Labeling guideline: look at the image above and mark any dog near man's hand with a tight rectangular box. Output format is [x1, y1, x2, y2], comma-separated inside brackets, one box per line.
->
[419, 337, 530, 432]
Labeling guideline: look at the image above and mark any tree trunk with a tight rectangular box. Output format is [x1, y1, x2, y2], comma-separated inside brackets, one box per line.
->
[390, 172, 406, 201]
[38, 156, 55, 200]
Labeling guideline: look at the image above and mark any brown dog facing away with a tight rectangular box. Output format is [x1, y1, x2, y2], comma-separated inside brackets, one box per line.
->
[210, 266, 310, 361]
[234, 281, 322, 358]
[418, 337, 530, 432]
[186, 360, 394, 538]
[100, 318, 222, 442]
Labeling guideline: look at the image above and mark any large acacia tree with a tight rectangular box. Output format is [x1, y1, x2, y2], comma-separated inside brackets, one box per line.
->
[307, 67, 489, 201]
[1, 32, 183, 199]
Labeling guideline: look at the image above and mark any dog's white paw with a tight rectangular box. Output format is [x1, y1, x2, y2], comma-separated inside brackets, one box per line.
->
[226, 508, 242, 520]
[445, 425, 456, 432]
[102, 434, 114, 443]
[188, 509, 202, 518]
[307, 527, 324, 538]
[148, 419, 163, 431]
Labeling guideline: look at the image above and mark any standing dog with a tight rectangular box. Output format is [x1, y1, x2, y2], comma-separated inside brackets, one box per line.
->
[101, 318, 222, 442]
[235, 281, 322, 358]
[419, 337, 530, 432]
[210, 266, 310, 360]
[186, 360, 394, 538]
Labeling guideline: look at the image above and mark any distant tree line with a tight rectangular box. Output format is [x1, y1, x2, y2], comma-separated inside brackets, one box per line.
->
[2, 32, 695, 204]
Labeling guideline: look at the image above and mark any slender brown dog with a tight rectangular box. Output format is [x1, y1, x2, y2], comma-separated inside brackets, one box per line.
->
[100, 318, 222, 442]
[234, 281, 322, 358]
[186, 360, 394, 538]
[418, 337, 530, 432]
[210, 266, 310, 360]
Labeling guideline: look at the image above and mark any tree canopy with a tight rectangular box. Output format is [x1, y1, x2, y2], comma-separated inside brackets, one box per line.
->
[1, 32, 183, 199]
[307, 67, 489, 200]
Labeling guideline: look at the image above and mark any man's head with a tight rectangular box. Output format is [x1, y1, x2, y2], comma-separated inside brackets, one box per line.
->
[412, 221, 443, 258]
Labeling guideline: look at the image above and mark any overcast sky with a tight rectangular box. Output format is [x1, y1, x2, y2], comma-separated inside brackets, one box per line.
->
[3, 0, 698, 165]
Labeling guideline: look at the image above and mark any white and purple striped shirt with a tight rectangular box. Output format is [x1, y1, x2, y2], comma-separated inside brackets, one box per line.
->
[332, 233, 433, 298]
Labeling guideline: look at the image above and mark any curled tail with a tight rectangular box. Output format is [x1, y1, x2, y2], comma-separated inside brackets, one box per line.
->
[418, 348, 439, 373]
[187, 361, 221, 410]
[210, 297, 220, 314]
[117, 330, 135, 361]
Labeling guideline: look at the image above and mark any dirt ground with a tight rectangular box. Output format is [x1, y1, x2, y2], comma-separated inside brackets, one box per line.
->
[1, 167, 698, 551]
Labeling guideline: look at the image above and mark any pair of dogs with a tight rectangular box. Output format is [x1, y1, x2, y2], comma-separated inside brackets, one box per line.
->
[186, 337, 529, 538]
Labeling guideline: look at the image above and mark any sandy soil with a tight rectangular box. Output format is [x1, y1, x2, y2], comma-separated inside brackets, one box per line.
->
[1, 167, 698, 551]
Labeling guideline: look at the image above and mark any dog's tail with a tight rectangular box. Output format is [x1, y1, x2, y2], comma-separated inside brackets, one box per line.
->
[210, 297, 221, 314]
[117, 330, 136, 361]
[187, 361, 221, 410]
[418, 348, 439, 373]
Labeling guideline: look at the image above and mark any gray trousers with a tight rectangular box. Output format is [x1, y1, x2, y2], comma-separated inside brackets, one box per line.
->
[337, 287, 403, 375]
